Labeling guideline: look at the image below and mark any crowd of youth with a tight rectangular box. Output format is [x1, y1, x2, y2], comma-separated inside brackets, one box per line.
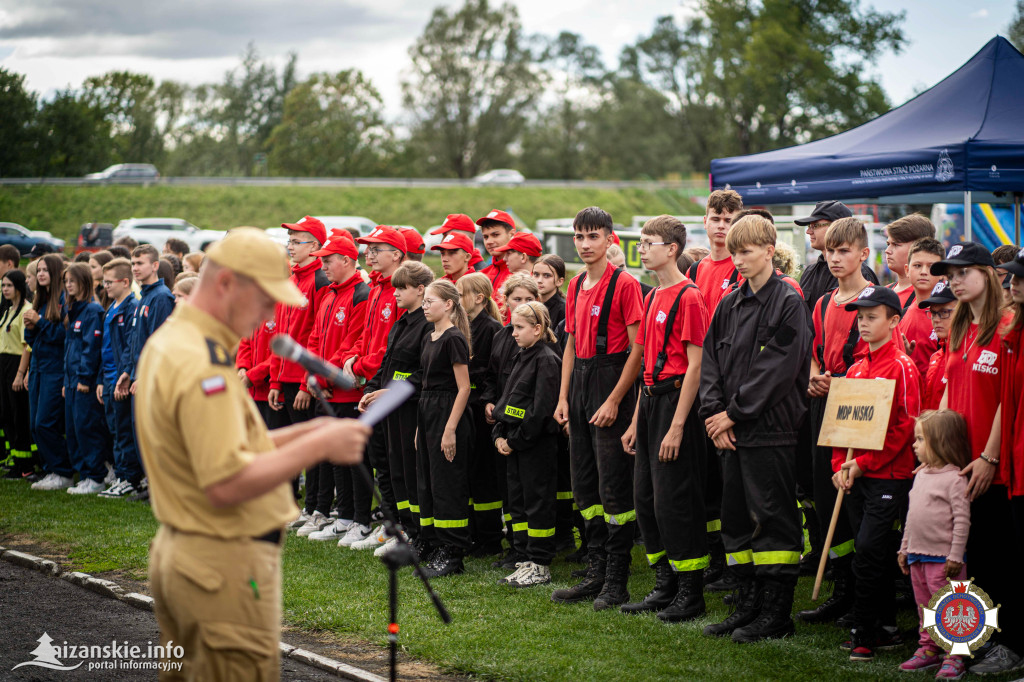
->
[3, 196, 1024, 677]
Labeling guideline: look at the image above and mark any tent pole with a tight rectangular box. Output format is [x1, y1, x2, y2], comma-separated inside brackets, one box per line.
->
[965, 191, 972, 242]
[1015, 192, 1021, 246]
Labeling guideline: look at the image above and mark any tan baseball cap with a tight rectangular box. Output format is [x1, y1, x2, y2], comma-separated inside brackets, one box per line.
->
[204, 228, 303, 306]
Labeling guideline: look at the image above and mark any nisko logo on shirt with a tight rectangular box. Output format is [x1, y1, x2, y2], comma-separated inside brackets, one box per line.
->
[590, 305, 601, 317]
[74, 321, 82, 331]
[655, 310, 667, 324]
[721, 279, 730, 290]
[973, 350, 998, 375]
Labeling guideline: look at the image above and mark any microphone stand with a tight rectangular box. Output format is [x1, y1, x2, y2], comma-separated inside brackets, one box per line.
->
[306, 378, 451, 682]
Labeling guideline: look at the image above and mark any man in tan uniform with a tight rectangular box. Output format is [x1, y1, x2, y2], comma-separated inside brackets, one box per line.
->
[136, 228, 370, 680]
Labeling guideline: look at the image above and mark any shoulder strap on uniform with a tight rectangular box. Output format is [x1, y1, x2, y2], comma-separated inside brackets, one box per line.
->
[816, 290, 832, 367]
[901, 290, 916, 315]
[841, 313, 862, 372]
[595, 267, 623, 355]
[687, 260, 701, 281]
[653, 284, 697, 383]
[728, 267, 740, 286]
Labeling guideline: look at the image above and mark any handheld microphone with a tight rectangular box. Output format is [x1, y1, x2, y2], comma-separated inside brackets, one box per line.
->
[270, 334, 357, 391]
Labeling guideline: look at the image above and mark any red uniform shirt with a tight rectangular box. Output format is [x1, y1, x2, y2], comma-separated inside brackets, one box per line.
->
[812, 287, 870, 375]
[236, 318, 277, 402]
[442, 265, 475, 284]
[694, 255, 744, 313]
[342, 274, 403, 382]
[637, 280, 709, 385]
[832, 340, 920, 479]
[922, 345, 947, 411]
[306, 273, 369, 403]
[269, 258, 329, 390]
[944, 316, 1010, 486]
[898, 301, 939, 379]
[480, 258, 511, 305]
[887, 283, 916, 310]
[1000, 324, 1024, 497]
[565, 261, 643, 359]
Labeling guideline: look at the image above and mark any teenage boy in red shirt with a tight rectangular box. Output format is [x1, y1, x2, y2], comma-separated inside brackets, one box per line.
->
[552, 207, 644, 610]
[699, 215, 811, 643]
[433, 232, 476, 284]
[882, 214, 936, 310]
[477, 210, 517, 297]
[896, 237, 944, 378]
[493, 232, 543, 323]
[620, 215, 710, 621]
[798, 217, 873, 625]
[918, 281, 957, 410]
[832, 285, 920, 662]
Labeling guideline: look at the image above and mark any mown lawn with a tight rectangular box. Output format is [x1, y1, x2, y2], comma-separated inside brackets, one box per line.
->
[0, 479, 996, 681]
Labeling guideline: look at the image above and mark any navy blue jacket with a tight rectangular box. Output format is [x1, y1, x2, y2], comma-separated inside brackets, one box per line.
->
[23, 293, 66, 374]
[103, 295, 139, 384]
[127, 281, 175, 380]
[64, 299, 106, 387]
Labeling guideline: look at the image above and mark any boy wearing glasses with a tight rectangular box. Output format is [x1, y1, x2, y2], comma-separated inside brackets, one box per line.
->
[795, 200, 879, 313]
[918, 281, 957, 410]
[97, 258, 140, 498]
[896, 238, 945, 378]
[620, 216, 710, 620]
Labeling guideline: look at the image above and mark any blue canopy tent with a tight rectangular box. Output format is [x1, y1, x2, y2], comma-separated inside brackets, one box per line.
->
[710, 36, 1024, 243]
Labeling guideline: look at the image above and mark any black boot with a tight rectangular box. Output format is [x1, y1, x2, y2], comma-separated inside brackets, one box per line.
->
[593, 553, 631, 611]
[621, 558, 677, 614]
[705, 565, 742, 592]
[702, 577, 763, 637]
[420, 545, 465, 578]
[797, 563, 854, 623]
[703, 532, 726, 585]
[731, 579, 796, 643]
[551, 553, 606, 604]
[657, 570, 705, 622]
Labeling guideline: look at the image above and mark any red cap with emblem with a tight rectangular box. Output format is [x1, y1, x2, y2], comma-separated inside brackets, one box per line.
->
[430, 213, 476, 236]
[398, 227, 426, 255]
[431, 231, 475, 253]
[356, 225, 407, 254]
[312, 229, 358, 259]
[475, 209, 515, 229]
[493, 231, 542, 257]
[281, 215, 327, 246]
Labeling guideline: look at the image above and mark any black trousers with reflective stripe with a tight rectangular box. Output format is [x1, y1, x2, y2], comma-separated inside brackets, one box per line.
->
[271, 383, 318, 511]
[555, 430, 574, 539]
[634, 388, 708, 569]
[385, 398, 420, 534]
[468, 399, 504, 546]
[568, 354, 637, 558]
[507, 432, 558, 565]
[317, 402, 372, 526]
[720, 445, 803, 582]
[416, 390, 473, 552]
[845, 476, 910, 630]
[809, 394, 854, 562]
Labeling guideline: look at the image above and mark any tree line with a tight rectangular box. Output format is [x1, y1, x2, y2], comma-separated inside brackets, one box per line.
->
[0, 0, 911, 180]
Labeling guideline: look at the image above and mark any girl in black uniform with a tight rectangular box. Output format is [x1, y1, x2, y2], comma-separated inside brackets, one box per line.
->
[533, 254, 566, 330]
[360, 261, 434, 551]
[492, 301, 562, 587]
[417, 278, 473, 577]
[456, 273, 505, 556]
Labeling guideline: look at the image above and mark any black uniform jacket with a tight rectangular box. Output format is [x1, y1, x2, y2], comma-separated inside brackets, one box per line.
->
[367, 306, 432, 394]
[491, 342, 562, 451]
[699, 274, 812, 447]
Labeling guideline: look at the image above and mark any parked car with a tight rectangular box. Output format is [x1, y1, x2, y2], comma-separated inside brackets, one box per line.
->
[473, 169, 525, 185]
[112, 218, 225, 252]
[74, 222, 114, 255]
[85, 164, 160, 183]
[0, 222, 65, 256]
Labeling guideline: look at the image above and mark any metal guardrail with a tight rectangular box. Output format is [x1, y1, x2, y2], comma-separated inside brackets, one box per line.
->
[0, 176, 708, 190]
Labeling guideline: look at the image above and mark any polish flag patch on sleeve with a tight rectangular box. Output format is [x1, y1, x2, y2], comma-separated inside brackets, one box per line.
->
[201, 375, 227, 396]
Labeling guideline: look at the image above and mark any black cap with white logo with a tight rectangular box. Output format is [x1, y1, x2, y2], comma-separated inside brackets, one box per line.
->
[844, 285, 903, 312]
[996, 246, 1024, 278]
[917, 280, 957, 307]
[930, 242, 995, 275]
[794, 200, 854, 226]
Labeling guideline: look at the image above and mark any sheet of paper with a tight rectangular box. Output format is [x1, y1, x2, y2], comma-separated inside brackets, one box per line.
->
[358, 381, 416, 428]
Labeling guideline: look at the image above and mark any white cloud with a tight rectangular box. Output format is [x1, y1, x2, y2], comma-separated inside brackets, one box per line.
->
[969, 8, 989, 18]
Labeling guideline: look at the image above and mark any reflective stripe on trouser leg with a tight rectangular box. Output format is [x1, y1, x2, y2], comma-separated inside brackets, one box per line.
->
[511, 433, 558, 564]
[469, 403, 504, 546]
[385, 399, 419, 532]
[418, 391, 472, 552]
[809, 394, 854, 561]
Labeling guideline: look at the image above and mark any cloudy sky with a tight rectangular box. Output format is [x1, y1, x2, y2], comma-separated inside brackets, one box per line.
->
[0, 0, 1015, 116]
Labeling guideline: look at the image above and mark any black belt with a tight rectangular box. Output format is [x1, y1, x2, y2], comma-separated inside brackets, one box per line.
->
[574, 350, 630, 370]
[642, 375, 684, 397]
[253, 529, 283, 544]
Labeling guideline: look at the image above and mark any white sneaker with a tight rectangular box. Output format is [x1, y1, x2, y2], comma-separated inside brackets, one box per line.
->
[374, 533, 413, 557]
[99, 479, 136, 498]
[288, 510, 312, 530]
[338, 523, 374, 548]
[67, 478, 105, 495]
[508, 562, 551, 587]
[296, 511, 331, 537]
[499, 562, 530, 585]
[350, 525, 388, 550]
[31, 473, 56, 490]
[308, 518, 354, 541]
[34, 474, 74, 491]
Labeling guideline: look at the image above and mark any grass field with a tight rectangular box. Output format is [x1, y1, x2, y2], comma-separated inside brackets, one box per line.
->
[0, 479, 983, 682]
[0, 185, 702, 245]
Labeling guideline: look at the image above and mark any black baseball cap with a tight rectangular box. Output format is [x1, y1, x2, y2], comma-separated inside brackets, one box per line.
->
[930, 242, 995, 276]
[996, 246, 1024, 278]
[918, 280, 957, 307]
[794, 200, 854, 226]
[29, 243, 54, 258]
[844, 285, 902, 312]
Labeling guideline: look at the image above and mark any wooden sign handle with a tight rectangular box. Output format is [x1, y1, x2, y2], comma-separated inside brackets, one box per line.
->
[812, 447, 853, 601]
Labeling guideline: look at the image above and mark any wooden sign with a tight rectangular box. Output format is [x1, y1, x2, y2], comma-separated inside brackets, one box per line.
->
[817, 377, 896, 451]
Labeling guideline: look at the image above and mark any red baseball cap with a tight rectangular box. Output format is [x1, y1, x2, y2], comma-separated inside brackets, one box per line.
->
[281, 215, 327, 246]
[430, 214, 476, 236]
[398, 227, 425, 255]
[610, 231, 621, 246]
[312, 229, 358, 259]
[431, 231, 475, 253]
[469, 248, 484, 268]
[494, 232, 542, 257]
[357, 225, 407, 254]
[475, 209, 515, 229]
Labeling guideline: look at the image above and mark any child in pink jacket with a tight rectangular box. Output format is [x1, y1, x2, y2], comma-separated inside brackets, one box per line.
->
[898, 409, 971, 679]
